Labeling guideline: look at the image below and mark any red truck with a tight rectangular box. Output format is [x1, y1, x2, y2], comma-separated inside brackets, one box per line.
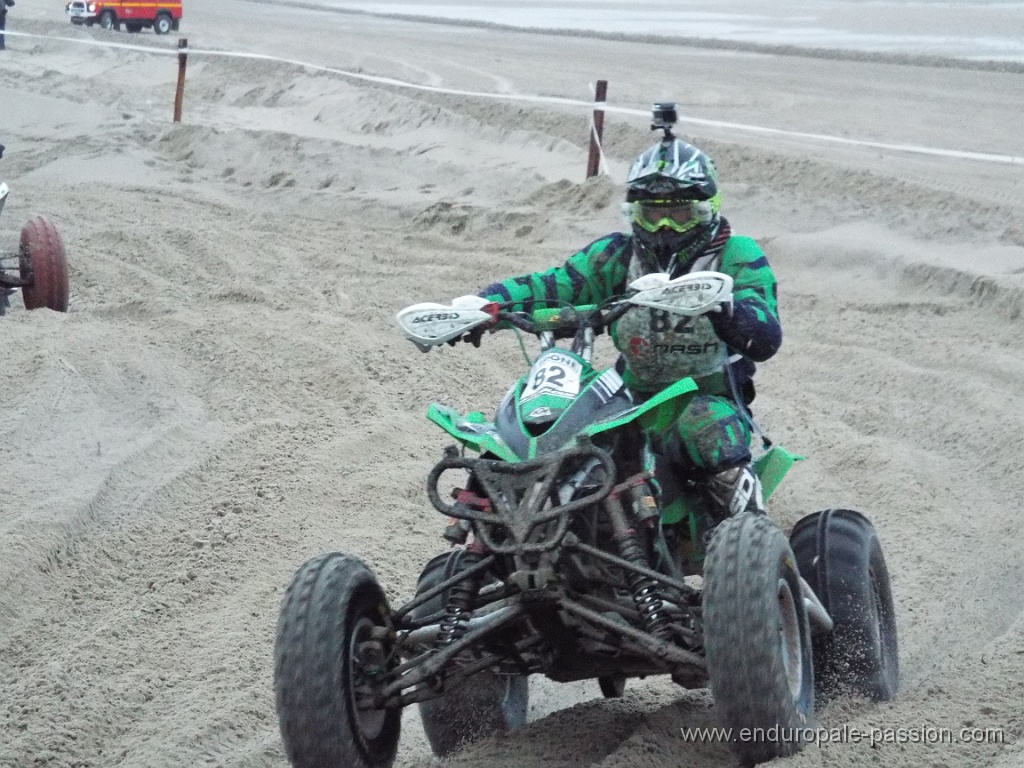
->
[65, 0, 181, 34]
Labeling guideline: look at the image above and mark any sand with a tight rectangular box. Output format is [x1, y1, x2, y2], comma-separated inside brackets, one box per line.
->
[1, 1, 1023, 766]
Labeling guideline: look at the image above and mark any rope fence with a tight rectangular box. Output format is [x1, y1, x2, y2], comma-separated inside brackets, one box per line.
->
[3, 29, 1022, 170]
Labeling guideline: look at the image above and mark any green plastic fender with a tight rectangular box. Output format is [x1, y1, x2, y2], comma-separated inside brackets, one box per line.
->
[426, 386, 804, 523]
[426, 377, 701, 460]
[425, 403, 520, 462]
[581, 377, 700, 439]
[753, 443, 804, 500]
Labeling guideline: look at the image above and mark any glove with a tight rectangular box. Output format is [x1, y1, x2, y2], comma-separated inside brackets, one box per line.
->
[445, 326, 484, 348]
[463, 326, 485, 347]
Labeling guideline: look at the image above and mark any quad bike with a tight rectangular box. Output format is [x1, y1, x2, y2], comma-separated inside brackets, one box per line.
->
[273, 271, 900, 768]
[0, 179, 70, 316]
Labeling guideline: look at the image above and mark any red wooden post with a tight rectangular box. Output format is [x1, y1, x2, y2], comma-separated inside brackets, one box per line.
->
[586, 80, 608, 179]
[173, 38, 188, 122]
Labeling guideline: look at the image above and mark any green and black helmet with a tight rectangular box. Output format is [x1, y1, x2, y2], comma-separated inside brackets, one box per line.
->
[624, 139, 722, 273]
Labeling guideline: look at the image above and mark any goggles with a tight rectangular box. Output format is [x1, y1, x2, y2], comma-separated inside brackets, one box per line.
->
[629, 199, 700, 233]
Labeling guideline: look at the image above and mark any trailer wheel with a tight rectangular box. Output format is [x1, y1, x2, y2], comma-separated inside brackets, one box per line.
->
[20, 216, 70, 313]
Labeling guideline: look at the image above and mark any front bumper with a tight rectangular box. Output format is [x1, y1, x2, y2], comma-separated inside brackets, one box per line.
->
[65, 6, 97, 22]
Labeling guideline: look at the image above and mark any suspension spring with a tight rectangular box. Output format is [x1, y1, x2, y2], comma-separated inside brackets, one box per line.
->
[615, 527, 673, 640]
[435, 550, 486, 647]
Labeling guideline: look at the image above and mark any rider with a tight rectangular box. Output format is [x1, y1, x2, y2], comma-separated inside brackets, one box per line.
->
[469, 114, 782, 531]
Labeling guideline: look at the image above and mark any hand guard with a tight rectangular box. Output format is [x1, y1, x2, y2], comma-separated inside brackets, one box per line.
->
[627, 271, 734, 317]
[444, 295, 492, 347]
[395, 295, 495, 351]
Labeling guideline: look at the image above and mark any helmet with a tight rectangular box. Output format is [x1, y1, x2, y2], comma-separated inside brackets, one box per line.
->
[624, 139, 722, 273]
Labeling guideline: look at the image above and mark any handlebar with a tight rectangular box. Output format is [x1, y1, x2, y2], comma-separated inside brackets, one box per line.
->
[493, 302, 631, 338]
[396, 271, 734, 352]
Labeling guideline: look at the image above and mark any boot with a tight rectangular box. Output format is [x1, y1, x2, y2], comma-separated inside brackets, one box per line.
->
[706, 464, 765, 519]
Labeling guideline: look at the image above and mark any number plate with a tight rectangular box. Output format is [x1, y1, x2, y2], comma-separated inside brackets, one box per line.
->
[520, 351, 583, 402]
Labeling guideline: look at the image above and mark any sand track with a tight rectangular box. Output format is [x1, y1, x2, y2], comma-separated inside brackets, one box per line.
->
[1, 6, 1022, 768]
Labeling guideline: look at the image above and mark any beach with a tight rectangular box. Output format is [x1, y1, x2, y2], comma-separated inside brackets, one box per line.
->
[1, 1, 1023, 766]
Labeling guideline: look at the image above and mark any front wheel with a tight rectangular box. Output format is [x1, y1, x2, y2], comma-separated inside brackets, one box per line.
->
[153, 12, 172, 34]
[790, 508, 899, 703]
[412, 550, 528, 757]
[20, 217, 69, 312]
[98, 10, 118, 30]
[274, 552, 401, 768]
[703, 513, 814, 764]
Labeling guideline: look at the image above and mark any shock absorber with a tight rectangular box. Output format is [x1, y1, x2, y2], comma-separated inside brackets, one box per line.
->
[605, 493, 673, 640]
[435, 548, 486, 647]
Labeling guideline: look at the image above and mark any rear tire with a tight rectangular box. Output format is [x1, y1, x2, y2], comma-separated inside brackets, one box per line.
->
[703, 513, 814, 764]
[20, 216, 69, 312]
[274, 552, 401, 768]
[412, 550, 528, 757]
[790, 509, 899, 703]
[153, 12, 172, 34]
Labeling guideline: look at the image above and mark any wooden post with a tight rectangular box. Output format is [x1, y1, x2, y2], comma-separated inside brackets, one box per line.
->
[173, 38, 188, 123]
[586, 80, 608, 179]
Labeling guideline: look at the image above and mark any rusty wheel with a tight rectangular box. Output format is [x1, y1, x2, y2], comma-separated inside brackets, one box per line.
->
[20, 216, 69, 312]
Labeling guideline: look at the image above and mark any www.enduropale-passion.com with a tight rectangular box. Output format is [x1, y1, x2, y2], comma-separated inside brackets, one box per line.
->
[679, 725, 1005, 747]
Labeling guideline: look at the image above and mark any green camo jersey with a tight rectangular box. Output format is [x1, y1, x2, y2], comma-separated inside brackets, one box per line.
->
[478, 224, 781, 395]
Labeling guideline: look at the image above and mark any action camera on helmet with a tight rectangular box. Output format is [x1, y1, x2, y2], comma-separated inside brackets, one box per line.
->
[651, 102, 678, 128]
[651, 102, 678, 139]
